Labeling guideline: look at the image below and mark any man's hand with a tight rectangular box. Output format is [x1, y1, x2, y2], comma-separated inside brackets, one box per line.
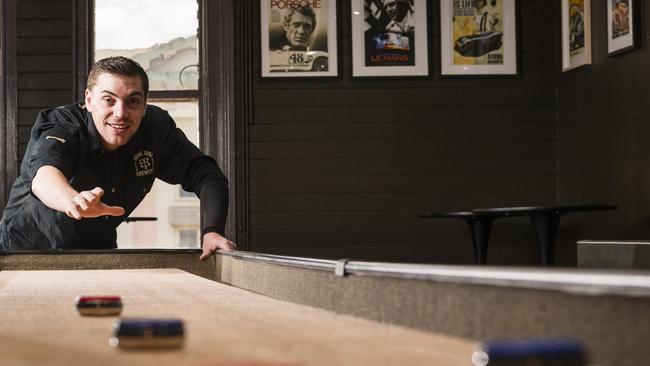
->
[64, 187, 125, 220]
[200, 232, 237, 261]
[32, 166, 125, 220]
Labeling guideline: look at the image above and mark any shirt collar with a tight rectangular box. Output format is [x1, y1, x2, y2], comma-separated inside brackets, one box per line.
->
[83, 108, 103, 152]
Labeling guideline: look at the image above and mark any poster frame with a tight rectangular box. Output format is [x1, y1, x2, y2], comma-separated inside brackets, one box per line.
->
[561, 0, 592, 72]
[351, 0, 430, 77]
[606, 0, 641, 57]
[260, 0, 339, 78]
[440, 0, 518, 76]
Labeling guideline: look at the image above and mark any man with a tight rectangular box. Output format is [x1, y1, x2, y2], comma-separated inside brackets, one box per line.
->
[281, 6, 317, 51]
[383, 0, 414, 35]
[0, 57, 236, 260]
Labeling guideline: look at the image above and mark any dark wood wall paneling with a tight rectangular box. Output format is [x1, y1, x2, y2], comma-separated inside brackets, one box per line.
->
[1, 0, 19, 203]
[236, 0, 561, 265]
[234, 0, 253, 249]
[16, 0, 74, 161]
[558, 2, 650, 240]
[200, 0, 238, 242]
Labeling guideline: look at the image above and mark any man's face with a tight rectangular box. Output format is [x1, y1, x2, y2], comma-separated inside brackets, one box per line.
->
[476, 0, 487, 9]
[84, 73, 146, 151]
[284, 12, 314, 50]
[384, 0, 408, 21]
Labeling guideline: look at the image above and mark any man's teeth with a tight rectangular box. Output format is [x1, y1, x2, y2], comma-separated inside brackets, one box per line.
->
[108, 123, 127, 129]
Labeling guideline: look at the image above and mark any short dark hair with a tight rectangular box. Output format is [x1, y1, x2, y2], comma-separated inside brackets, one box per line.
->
[87, 56, 149, 96]
[283, 6, 317, 30]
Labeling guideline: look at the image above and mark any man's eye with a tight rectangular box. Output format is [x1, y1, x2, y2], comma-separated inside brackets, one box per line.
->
[102, 97, 114, 105]
[129, 99, 142, 106]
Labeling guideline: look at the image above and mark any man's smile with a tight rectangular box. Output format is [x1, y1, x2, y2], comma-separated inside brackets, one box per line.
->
[107, 121, 130, 132]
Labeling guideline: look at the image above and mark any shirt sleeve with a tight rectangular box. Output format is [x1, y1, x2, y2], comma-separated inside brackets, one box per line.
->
[27, 126, 79, 180]
[199, 179, 229, 237]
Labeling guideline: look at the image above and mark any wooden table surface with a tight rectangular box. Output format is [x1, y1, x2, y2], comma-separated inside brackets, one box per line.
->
[0, 268, 477, 366]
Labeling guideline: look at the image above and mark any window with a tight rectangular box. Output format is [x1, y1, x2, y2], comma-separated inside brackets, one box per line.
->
[178, 228, 199, 248]
[94, 0, 199, 91]
[179, 186, 195, 198]
[95, 0, 201, 248]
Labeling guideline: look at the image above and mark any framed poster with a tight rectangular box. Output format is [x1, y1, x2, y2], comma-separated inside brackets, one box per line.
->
[351, 0, 429, 77]
[440, 0, 518, 76]
[562, 0, 591, 71]
[260, 0, 338, 77]
[607, 0, 640, 56]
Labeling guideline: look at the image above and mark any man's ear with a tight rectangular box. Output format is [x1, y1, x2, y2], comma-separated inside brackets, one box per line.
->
[84, 89, 93, 111]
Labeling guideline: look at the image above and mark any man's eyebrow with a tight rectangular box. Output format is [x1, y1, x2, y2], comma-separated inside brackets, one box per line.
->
[99, 90, 144, 98]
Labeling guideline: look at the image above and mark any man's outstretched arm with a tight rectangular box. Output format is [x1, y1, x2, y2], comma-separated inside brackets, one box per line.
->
[32, 165, 125, 220]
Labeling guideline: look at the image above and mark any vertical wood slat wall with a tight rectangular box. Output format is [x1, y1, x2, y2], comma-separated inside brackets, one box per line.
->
[1, 0, 18, 203]
[16, 0, 74, 161]
[236, 0, 561, 265]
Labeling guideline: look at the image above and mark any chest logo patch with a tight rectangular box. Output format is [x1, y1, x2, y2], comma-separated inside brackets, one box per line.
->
[133, 150, 154, 177]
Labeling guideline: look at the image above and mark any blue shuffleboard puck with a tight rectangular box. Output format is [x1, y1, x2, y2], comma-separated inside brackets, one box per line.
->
[472, 338, 587, 366]
[109, 318, 185, 348]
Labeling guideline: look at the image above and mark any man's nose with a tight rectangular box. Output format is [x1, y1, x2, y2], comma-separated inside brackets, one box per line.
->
[113, 101, 128, 120]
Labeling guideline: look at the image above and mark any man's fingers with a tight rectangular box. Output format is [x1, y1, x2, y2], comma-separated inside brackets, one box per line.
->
[66, 206, 82, 220]
[226, 240, 238, 250]
[198, 241, 237, 261]
[76, 191, 101, 210]
[103, 205, 125, 217]
[66, 189, 124, 219]
[200, 244, 219, 261]
[199, 247, 213, 261]
[72, 195, 90, 211]
[80, 190, 100, 203]
[71, 189, 103, 212]
[212, 241, 237, 251]
[198, 234, 238, 261]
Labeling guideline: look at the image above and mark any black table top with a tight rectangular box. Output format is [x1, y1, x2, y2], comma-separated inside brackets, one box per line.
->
[472, 205, 618, 217]
[419, 211, 477, 219]
[420, 205, 618, 219]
